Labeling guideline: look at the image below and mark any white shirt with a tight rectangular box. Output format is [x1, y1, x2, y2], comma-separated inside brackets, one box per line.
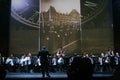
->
[36, 58, 41, 66]
[52, 57, 57, 66]
[58, 57, 64, 64]
[26, 56, 31, 65]
[19, 56, 27, 66]
[6, 58, 14, 66]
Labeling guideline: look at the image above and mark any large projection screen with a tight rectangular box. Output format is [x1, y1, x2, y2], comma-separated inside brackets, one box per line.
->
[9, 0, 113, 56]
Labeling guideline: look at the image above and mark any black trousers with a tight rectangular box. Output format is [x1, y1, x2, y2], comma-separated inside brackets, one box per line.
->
[41, 63, 50, 77]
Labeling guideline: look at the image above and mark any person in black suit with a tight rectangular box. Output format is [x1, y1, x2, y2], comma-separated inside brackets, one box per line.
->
[37, 46, 51, 78]
[67, 56, 93, 80]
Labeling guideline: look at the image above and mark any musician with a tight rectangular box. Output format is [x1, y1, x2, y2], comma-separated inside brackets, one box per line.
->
[5, 54, 15, 72]
[56, 47, 65, 58]
[57, 55, 64, 72]
[98, 53, 105, 72]
[52, 55, 58, 72]
[26, 53, 32, 73]
[19, 54, 28, 72]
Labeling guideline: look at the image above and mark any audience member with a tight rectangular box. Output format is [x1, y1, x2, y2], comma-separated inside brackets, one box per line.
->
[67, 56, 93, 80]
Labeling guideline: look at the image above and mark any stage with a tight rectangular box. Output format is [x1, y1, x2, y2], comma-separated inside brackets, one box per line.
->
[6, 72, 113, 80]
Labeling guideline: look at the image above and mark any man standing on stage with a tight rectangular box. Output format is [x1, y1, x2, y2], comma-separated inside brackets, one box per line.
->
[37, 46, 51, 78]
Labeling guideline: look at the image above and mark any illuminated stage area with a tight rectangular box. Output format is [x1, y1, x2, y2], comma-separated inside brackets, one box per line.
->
[1, 0, 120, 80]
[6, 72, 113, 80]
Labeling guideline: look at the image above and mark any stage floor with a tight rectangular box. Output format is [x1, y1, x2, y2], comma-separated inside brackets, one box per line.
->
[5, 72, 113, 80]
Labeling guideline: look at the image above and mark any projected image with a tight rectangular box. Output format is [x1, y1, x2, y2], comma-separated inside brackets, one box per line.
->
[10, 0, 81, 55]
[10, 0, 113, 56]
[39, 0, 81, 54]
[11, 0, 39, 28]
[10, 0, 39, 55]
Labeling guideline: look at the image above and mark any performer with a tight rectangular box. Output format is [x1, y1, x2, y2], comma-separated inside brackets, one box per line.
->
[107, 47, 114, 57]
[37, 46, 51, 78]
[56, 47, 65, 58]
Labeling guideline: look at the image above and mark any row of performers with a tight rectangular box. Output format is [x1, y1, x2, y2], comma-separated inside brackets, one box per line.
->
[0, 52, 119, 72]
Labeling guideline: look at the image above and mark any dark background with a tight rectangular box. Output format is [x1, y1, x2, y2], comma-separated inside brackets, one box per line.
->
[0, 0, 120, 57]
[112, 0, 120, 53]
[0, 0, 11, 56]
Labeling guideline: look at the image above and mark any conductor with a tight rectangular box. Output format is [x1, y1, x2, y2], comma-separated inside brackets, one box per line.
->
[37, 46, 51, 78]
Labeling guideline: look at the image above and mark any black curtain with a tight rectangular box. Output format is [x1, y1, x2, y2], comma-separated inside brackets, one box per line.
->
[0, 0, 11, 57]
[112, 0, 120, 53]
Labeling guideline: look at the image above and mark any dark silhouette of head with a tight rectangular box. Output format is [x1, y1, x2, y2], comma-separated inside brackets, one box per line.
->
[42, 46, 46, 49]
[67, 56, 93, 80]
